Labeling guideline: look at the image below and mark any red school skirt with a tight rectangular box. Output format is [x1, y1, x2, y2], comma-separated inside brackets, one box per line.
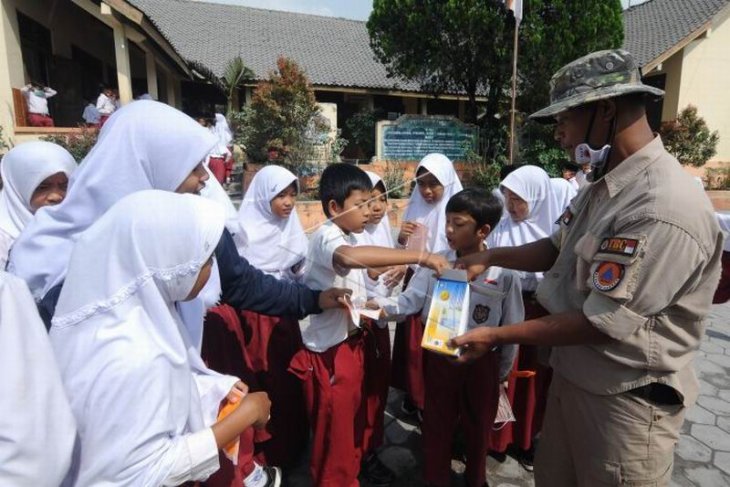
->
[361, 320, 392, 455]
[201, 305, 269, 487]
[239, 310, 309, 467]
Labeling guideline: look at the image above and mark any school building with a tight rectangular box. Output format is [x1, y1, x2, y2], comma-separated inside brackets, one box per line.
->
[0, 0, 475, 155]
[623, 0, 730, 164]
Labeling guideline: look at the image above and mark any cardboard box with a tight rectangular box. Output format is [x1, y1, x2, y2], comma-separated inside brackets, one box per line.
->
[421, 269, 470, 357]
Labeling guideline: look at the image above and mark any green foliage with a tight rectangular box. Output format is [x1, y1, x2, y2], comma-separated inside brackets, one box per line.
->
[516, 1, 623, 168]
[368, 0, 513, 124]
[235, 57, 341, 175]
[0, 126, 9, 153]
[659, 105, 719, 168]
[468, 161, 502, 192]
[41, 127, 98, 162]
[192, 57, 254, 115]
[519, 122, 564, 177]
[368, 0, 624, 165]
[222, 56, 254, 114]
[345, 108, 379, 158]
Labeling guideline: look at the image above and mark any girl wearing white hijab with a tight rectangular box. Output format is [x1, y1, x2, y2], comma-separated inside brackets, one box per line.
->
[50, 191, 270, 487]
[9, 100, 218, 300]
[550, 177, 578, 216]
[393, 153, 463, 417]
[231, 164, 311, 466]
[9, 101, 330, 333]
[0, 141, 76, 268]
[398, 153, 464, 254]
[486, 164, 559, 466]
[0, 272, 76, 486]
[234, 165, 308, 281]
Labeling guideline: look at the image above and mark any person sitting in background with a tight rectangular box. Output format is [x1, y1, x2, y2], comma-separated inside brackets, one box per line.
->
[81, 100, 101, 127]
[560, 161, 581, 191]
[21, 82, 57, 127]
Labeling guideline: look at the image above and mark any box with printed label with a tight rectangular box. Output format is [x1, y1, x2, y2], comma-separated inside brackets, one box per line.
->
[422, 269, 470, 357]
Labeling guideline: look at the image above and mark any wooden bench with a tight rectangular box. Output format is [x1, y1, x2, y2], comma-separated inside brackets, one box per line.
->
[12, 87, 28, 127]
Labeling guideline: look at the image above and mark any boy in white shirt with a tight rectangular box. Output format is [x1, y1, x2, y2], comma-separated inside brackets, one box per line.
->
[96, 86, 116, 127]
[288, 163, 448, 487]
[372, 188, 524, 487]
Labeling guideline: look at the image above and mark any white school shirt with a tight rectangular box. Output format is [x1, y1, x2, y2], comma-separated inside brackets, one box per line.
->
[375, 249, 524, 379]
[96, 93, 116, 115]
[21, 86, 56, 115]
[301, 221, 366, 353]
[0, 229, 13, 270]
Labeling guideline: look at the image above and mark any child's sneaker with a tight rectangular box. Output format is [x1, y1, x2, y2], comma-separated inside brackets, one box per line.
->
[361, 452, 395, 486]
[262, 465, 282, 487]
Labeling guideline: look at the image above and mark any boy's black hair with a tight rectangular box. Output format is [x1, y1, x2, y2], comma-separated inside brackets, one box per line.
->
[562, 161, 580, 172]
[319, 163, 373, 217]
[446, 188, 503, 231]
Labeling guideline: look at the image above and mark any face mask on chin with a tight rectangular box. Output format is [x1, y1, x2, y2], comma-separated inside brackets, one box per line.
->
[573, 104, 616, 181]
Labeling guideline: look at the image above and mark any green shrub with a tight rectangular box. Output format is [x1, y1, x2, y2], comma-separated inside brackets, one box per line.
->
[41, 127, 98, 162]
[660, 106, 719, 168]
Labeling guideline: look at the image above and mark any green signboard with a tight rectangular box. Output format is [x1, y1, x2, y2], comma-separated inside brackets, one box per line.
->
[380, 115, 478, 161]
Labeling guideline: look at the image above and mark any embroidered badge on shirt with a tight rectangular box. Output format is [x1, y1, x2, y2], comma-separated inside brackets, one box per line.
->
[599, 238, 639, 257]
[593, 261, 624, 291]
[556, 208, 573, 226]
[472, 304, 490, 324]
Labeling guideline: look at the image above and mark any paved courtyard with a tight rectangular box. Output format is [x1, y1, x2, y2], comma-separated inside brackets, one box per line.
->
[287, 301, 730, 486]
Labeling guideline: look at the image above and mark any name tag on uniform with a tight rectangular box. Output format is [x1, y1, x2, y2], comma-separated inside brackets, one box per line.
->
[599, 238, 639, 257]
[556, 208, 573, 226]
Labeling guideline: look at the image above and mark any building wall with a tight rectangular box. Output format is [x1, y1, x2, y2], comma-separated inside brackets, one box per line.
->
[677, 6, 730, 161]
[0, 0, 27, 143]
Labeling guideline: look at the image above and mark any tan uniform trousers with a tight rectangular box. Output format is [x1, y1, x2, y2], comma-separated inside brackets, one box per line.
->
[534, 373, 685, 487]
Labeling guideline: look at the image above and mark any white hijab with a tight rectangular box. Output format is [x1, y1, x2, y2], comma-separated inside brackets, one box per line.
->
[50, 191, 236, 487]
[234, 165, 308, 280]
[550, 177, 577, 214]
[403, 153, 463, 253]
[488, 166, 560, 290]
[213, 113, 233, 146]
[355, 171, 395, 248]
[0, 141, 76, 239]
[9, 100, 218, 299]
[0, 272, 76, 486]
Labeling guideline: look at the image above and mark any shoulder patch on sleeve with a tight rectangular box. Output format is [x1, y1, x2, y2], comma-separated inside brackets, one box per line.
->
[592, 261, 625, 292]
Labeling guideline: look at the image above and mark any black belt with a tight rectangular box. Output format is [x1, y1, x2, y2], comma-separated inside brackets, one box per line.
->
[629, 383, 682, 406]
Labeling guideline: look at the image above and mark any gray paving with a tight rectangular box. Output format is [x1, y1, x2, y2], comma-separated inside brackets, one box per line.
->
[286, 302, 730, 486]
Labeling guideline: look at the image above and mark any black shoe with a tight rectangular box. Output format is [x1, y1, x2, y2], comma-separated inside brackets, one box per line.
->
[262, 465, 282, 487]
[488, 450, 507, 463]
[361, 452, 396, 486]
[518, 447, 534, 472]
[400, 396, 417, 416]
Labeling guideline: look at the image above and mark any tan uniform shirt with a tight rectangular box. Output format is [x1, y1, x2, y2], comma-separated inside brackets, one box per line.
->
[536, 136, 724, 406]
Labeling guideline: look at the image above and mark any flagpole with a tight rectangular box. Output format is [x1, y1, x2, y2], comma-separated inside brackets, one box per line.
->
[508, 20, 519, 165]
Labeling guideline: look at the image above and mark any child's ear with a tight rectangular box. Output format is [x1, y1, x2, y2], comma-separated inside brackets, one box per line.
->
[327, 199, 340, 217]
[476, 223, 491, 240]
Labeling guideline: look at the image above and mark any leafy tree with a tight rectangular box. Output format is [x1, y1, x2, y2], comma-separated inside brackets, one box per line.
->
[660, 105, 719, 167]
[235, 56, 338, 173]
[368, 0, 513, 125]
[367, 0, 623, 169]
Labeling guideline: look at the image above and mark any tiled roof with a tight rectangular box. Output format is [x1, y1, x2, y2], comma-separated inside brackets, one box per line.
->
[128, 0, 426, 92]
[623, 0, 730, 69]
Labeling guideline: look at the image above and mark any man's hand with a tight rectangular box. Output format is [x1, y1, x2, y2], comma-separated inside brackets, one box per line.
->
[454, 250, 492, 281]
[448, 327, 497, 363]
[318, 287, 352, 309]
[421, 253, 451, 275]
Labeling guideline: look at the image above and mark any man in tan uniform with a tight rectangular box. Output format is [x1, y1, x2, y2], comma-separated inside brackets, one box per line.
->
[450, 49, 724, 486]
